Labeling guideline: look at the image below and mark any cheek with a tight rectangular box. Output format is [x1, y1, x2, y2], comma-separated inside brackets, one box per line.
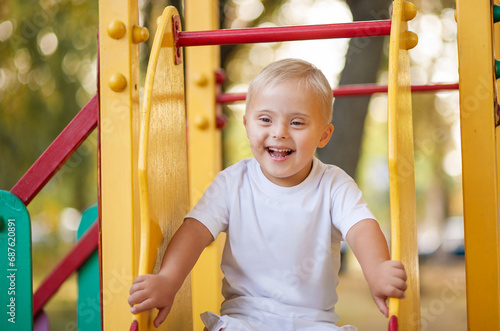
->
[246, 126, 264, 139]
[246, 131, 263, 147]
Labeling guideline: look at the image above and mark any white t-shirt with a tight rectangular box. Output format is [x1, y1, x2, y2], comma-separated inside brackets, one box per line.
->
[186, 157, 375, 329]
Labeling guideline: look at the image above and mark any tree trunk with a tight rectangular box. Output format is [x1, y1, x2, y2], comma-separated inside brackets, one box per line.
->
[317, 0, 390, 179]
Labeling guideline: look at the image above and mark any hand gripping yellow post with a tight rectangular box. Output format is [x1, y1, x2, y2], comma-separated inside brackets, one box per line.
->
[387, 1, 420, 330]
[131, 6, 192, 331]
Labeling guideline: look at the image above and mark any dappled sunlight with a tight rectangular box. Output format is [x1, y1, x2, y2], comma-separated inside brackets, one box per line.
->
[38, 30, 58, 56]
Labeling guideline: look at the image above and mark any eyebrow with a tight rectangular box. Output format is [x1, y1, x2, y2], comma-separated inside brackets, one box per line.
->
[253, 109, 311, 118]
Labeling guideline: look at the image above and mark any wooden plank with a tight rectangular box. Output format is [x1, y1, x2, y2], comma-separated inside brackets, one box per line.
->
[456, 1, 500, 329]
[185, 1, 225, 329]
[98, 0, 141, 329]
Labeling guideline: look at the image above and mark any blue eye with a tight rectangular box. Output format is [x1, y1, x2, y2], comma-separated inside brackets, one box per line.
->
[259, 117, 271, 123]
[291, 120, 304, 126]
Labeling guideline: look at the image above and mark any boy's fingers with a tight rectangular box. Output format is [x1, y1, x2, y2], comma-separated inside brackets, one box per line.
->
[128, 289, 151, 307]
[154, 307, 171, 328]
[392, 266, 407, 279]
[388, 285, 406, 299]
[387, 262, 407, 279]
[130, 275, 152, 294]
[391, 276, 407, 292]
[130, 298, 157, 314]
[398, 270, 407, 283]
[373, 296, 388, 318]
[132, 274, 148, 284]
[129, 282, 143, 295]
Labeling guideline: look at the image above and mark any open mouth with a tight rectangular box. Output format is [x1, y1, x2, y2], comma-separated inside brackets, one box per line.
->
[267, 147, 293, 158]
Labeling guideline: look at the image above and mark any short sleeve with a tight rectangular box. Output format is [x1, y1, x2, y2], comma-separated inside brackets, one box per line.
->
[331, 180, 376, 240]
[185, 173, 230, 240]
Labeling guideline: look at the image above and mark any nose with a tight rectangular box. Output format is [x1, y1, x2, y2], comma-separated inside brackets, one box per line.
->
[272, 122, 288, 139]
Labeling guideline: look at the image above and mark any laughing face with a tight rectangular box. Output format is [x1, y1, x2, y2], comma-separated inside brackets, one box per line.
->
[243, 79, 334, 187]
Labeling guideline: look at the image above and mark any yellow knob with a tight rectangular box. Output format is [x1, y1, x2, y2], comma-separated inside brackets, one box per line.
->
[109, 73, 127, 92]
[404, 31, 418, 50]
[403, 2, 417, 21]
[195, 116, 209, 130]
[194, 73, 208, 87]
[107, 20, 126, 39]
[132, 25, 149, 44]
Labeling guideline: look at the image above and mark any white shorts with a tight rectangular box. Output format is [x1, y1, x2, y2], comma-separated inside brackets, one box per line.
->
[201, 311, 357, 331]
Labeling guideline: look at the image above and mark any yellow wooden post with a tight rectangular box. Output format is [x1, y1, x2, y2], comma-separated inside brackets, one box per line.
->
[98, 0, 143, 329]
[456, 1, 500, 329]
[185, 0, 225, 329]
[387, 1, 420, 329]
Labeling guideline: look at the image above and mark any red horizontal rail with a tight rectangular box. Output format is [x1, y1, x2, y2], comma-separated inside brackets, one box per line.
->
[176, 20, 392, 47]
[33, 220, 99, 317]
[10, 94, 99, 205]
[216, 83, 459, 103]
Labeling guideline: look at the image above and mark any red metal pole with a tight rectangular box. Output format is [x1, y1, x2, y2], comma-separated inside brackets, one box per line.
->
[33, 221, 99, 317]
[10, 94, 98, 205]
[216, 83, 459, 103]
[176, 20, 392, 47]
[410, 83, 459, 92]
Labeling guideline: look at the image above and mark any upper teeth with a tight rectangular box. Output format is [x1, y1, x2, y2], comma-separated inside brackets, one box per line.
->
[269, 148, 291, 152]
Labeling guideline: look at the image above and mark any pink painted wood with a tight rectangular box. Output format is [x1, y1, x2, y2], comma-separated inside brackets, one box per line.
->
[33, 310, 49, 331]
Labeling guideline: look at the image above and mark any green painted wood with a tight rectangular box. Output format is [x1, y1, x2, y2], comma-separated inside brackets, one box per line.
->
[0, 190, 33, 330]
[76, 205, 101, 331]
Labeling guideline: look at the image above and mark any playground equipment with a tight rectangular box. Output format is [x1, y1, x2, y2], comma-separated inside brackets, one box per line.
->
[386, 1, 419, 329]
[3, 0, 500, 330]
[456, 1, 500, 329]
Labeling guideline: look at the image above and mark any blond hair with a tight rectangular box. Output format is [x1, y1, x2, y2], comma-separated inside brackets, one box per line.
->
[246, 58, 333, 123]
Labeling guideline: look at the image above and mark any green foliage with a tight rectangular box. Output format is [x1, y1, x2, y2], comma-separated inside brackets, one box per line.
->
[0, 0, 98, 209]
[0, 0, 98, 326]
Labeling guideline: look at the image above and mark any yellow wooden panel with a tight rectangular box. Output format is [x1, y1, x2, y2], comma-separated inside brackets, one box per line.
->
[496, 0, 500, 108]
[133, 6, 192, 330]
[98, 0, 141, 329]
[387, 1, 421, 329]
[456, 1, 500, 329]
[185, 1, 225, 329]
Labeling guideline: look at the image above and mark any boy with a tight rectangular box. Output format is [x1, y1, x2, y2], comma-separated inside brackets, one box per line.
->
[128, 59, 407, 330]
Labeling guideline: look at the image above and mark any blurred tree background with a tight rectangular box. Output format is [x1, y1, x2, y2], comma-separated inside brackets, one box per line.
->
[0, 0, 462, 329]
[1, 1, 99, 329]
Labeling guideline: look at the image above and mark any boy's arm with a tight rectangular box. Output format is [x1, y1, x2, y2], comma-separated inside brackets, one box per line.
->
[345, 219, 407, 317]
[128, 217, 213, 327]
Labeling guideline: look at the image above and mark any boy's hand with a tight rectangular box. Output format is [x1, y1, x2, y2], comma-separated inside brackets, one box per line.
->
[345, 219, 408, 318]
[367, 260, 407, 317]
[128, 274, 177, 328]
[127, 218, 213, 327]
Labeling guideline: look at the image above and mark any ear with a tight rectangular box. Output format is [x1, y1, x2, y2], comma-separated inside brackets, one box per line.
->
[243, 114, 251, 139]
[318, 124, 334, 148]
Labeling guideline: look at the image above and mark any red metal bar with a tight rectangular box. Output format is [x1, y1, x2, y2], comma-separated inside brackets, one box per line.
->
[176, 20, 392, 47]
[388, 315, 398, 331]
[33, 220, 99, 316]
[410, 83, 459, 92]
[10, 94, 99, 205]
[216, 83, 459, 103]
